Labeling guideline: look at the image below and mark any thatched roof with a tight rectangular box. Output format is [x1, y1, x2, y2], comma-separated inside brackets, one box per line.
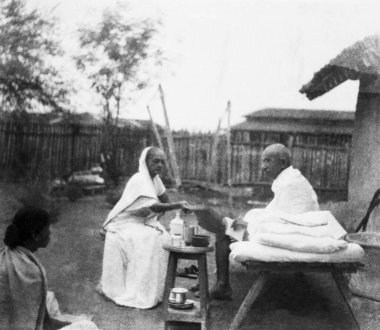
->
[245, 108, 354, 121]
[232, 120, 353, 135]
[300, 34, 380, 100]
[233, 108, 354, 135]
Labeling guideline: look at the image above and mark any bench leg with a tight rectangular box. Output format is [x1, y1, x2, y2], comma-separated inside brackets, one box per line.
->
[332, 272, 361, 330]
[229, 271, 268, 330]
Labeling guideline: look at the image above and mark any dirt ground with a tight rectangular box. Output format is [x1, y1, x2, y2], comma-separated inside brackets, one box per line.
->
[1, 184, 380, 330]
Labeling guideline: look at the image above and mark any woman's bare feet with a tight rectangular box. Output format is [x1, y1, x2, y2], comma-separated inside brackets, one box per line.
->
[95, 284, 112, 301]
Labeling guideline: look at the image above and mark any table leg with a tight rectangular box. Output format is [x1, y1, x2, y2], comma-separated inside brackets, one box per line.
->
[229, 271, 268, 330]
[332, 271, 361, 330]
[198, 254, 210, 328]
[163, 253, 178, 317]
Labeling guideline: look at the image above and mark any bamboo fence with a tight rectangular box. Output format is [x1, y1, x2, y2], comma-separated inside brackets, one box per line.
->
[0, 120, 153, 179]
[0, 118, 352, 197]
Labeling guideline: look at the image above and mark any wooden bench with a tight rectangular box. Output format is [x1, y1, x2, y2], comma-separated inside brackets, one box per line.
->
[229, 261, 363, 330]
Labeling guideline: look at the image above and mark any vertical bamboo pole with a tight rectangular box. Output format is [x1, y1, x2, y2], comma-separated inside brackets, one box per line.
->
[226, 100, 233, 215]
[206, 116, 223, 185]
[147, 106, 165, 151]
[147, 105, 175, 180]
[226, 100, 232, 187]
[158, 84, 181, 188]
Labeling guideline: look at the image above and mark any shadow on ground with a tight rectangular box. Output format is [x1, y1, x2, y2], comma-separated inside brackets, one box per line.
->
[1, 186, 380, 330]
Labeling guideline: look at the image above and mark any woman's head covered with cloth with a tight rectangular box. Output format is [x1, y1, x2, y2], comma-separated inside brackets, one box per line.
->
[143, 146, 166, 178]
[103, 146, 167, 227]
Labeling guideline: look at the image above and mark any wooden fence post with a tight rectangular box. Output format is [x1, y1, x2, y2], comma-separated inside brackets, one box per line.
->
[206, 117, 223, 185]
[147, 105, 174, 179]
[147, 106, 165, 151]
[226, 101, 233, 214]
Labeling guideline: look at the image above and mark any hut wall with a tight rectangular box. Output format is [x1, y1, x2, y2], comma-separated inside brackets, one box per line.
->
[348, 90, 380, 204]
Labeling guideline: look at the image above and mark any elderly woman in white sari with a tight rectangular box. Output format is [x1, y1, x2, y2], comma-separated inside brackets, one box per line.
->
[0, 207, 98, 330]
[98, 146, 190, 309]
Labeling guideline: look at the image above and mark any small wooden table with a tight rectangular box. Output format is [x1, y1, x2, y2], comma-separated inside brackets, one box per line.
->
[229, 261, 363, 330]
[162, 244, 214, 330]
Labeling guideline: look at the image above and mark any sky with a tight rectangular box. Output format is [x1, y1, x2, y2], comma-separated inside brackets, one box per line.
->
[27, 0, 380, 131]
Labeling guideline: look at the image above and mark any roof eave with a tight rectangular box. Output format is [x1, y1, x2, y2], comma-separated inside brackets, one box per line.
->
[300, 65, 364, 100]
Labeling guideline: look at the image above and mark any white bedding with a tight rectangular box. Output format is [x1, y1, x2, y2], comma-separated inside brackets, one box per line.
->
[230, 241, 365, 263]
[255, 233, 348, 254]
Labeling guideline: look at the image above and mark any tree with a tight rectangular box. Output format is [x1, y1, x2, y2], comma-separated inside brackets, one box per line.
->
[0, 0, 69, 112]
[76, 8, 163, 184]
[76, 8, 162, 125]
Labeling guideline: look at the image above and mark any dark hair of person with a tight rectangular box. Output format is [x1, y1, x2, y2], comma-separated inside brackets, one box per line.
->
[4, 207, 50, 249]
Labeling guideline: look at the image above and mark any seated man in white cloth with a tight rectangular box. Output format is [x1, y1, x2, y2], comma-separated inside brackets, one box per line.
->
[195, 143, 320, 300]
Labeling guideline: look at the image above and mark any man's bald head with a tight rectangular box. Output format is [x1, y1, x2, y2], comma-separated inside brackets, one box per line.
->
[261, 143, 292, 180]
[263, 143, 291, 166]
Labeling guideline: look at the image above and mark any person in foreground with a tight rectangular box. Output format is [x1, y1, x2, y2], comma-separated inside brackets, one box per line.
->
[99, 146, 191, 309]
[0, 207, 98, 330]
[196, 143, 319, 300]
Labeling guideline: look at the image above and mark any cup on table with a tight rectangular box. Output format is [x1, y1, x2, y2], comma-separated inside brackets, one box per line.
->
[169, 287, 188, 304]
[183, 225, 199, 245]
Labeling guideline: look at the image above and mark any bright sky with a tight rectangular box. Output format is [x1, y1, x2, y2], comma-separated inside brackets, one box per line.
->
[28, 0, 380, 131]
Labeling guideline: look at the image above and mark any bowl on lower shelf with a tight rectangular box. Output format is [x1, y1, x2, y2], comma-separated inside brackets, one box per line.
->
[191, 234, 210, 247]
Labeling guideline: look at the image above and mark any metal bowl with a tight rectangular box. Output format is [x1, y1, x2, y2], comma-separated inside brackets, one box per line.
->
[191, 234, 210, 247]
[169, 287, 188, 304]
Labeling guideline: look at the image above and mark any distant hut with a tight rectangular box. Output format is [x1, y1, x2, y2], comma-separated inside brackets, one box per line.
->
[231, 108, 354, 200]
[300, 34, 380, 204]
[232, 108, 354, 146]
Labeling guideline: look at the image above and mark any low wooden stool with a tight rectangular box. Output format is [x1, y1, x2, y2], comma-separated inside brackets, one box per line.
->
[229, 261, 363, 330]
[162, 244, 214, 330]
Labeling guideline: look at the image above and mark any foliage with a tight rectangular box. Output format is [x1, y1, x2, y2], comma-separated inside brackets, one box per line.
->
[76, 8, 162, 124]
[17, 181, 61, 223]
[76, 8, 162, 185]
[0, 0, 69, 112]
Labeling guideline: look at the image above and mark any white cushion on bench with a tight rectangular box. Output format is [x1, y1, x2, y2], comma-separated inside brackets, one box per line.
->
[230, 241, 365, 263]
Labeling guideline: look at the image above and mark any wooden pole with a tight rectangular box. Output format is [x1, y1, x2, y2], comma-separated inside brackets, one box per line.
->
[158, 84, 182, 188]
[206, 117, 222, 185]
[206, 101, 231, 185]
[226, 100, 233, 215]
[147, 106, 165, 151]
[226, 100, 232, 188]
[146, 105, 174, 180]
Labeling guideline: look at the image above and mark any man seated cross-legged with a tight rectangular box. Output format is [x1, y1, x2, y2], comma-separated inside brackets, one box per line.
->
[194, 143, 319, 300]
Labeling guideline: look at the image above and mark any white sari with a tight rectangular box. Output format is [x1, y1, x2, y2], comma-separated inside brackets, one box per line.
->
[101, 147, 171, 309]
